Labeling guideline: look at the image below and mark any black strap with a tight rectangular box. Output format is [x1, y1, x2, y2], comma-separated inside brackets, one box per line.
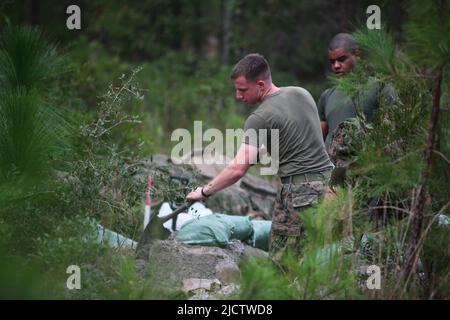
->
[201, 187, 212, 198]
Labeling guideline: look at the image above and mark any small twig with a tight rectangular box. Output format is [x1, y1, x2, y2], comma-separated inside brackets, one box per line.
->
[97, 118, 141, 137]
[433, 150, 450, 165]
[97, 199, 130, 215]
[392, 149, 420, 164]
[368, 205, 411, 216]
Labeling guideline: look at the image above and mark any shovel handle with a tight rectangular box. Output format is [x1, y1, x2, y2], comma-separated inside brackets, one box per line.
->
[158, 201, 192, 224]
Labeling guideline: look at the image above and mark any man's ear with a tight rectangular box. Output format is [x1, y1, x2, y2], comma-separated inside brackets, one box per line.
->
[257, 79, 266, 90]
[354, 49, 361, 60]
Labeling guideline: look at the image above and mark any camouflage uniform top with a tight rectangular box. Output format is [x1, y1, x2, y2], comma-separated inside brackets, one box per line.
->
[327, 117, 370, 168]
[317, 81, 395, 149]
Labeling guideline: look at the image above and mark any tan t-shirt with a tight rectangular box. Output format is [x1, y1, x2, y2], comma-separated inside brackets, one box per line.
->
[243, 87, 333, 178]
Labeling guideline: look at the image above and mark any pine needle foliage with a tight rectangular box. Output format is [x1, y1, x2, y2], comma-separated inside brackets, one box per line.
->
[0, 26, 62, 93]
[0, 26, 70, 199]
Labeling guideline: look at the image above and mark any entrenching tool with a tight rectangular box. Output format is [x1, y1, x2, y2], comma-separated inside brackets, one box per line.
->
[136, 200, 193, 254]
[136, 176, 191, 252]
[136, 174, 195, 256]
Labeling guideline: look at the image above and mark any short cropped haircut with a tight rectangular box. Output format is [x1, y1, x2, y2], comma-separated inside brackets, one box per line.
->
[328, 33, 359, 53]
[230, 53, 271, 82]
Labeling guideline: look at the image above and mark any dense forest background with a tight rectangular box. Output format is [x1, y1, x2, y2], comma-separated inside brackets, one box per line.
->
[1, 0, 408, 154]
[0, 0, 448, 299]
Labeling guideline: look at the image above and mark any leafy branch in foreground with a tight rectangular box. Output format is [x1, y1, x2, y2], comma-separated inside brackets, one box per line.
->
[68, 68, 147, 238]
[81, 67, 144, 140]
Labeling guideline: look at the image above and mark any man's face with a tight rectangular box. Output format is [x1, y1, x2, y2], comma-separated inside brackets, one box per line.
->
[232, 75, 264, 105]
[328, 48, 359, 77]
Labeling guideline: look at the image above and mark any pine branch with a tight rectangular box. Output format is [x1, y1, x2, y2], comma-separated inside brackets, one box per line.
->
[404, 66, 443, 278]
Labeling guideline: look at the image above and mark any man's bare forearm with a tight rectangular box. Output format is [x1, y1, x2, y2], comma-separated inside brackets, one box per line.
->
[203, 164, 246, 195]
[186, 144, 256, 201]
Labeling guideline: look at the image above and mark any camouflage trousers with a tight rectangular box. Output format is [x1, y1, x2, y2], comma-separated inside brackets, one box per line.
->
[269, 179, 329, 265]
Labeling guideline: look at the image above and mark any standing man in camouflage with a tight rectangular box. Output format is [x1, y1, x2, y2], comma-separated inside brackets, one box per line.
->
[187, 53, 333, 265]
[318, 33, 395, 169]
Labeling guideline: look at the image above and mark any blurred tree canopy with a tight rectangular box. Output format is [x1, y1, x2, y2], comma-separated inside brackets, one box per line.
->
[1, 0, 406, 84]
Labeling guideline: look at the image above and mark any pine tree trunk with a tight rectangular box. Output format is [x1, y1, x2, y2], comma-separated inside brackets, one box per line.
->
[404, 67, 443, 277]
[28, 0, 39, 25]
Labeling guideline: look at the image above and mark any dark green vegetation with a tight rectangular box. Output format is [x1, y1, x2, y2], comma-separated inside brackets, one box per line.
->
[0, 1, 448, 299]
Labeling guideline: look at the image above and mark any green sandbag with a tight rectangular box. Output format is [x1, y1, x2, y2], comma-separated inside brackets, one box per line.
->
[176, 213, 253, 247]
[246, 220, 272, 251]
[218, 214, 254, 240]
